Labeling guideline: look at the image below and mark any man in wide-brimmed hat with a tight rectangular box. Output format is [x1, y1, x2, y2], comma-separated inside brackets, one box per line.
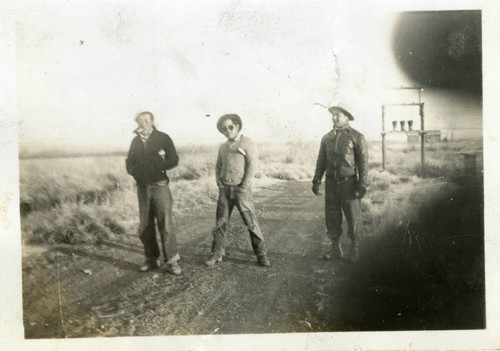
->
[312, 102, 369, 262]
[205, 113, 271, 267]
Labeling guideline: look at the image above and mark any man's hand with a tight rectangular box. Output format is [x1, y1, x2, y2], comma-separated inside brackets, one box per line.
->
[312, 182, 321, 196]
[158, 149, 166, 158]
[354, 185, 367, 199]
[237, 184, 249, 193]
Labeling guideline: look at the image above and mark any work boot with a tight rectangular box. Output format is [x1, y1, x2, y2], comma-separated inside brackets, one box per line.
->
[323, 238, 343, 260]
[167, 261, 182, 275]
[204, 255, 223, 266]
[139, 259, 160, 272]
[347, 243, 359, 263]
[257, 255, 271, 267]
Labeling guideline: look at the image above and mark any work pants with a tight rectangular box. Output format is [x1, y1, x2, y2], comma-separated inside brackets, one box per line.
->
[211, 185, 267, 257]
[137, 182, 179, 264]
[324, 177, 361, 245]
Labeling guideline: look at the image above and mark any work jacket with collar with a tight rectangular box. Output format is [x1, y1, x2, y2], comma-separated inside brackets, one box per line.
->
[126, 127, 179, 186]
[215, 135, 258, 189]
[313, 126, 369, 188]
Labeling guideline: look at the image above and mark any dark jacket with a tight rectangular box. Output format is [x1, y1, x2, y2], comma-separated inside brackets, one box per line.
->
[313, 126, 369, 188]
[126, 127, 179, 186]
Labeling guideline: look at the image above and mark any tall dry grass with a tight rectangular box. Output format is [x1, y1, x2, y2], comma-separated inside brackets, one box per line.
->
[19, 139, 482, 245]
[19, 142, 311, 244]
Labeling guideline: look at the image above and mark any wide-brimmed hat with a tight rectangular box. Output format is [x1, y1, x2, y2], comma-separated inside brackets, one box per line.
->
[328, 102, 354, 121]
[217, 114, 243, 133]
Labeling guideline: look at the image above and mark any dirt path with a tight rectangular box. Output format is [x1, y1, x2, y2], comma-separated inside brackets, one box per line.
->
[22, 179, 485, 338]
[23, 181, 359, 338]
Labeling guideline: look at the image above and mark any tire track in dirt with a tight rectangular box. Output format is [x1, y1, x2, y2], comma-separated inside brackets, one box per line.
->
[23, 181, 356, 337]
[167, 180, 348, 334]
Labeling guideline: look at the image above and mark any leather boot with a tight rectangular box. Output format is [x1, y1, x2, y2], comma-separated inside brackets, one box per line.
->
[331, 238, 343, 258]
[204, 255, 223, 266]
[139, 259, 160, 272]
[323, 238, 343, 259]
[257, 255, 271, 267]
[347, 242, 359, 262]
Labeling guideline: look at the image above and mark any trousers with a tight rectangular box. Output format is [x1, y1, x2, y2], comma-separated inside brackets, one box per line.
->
[137, 182, 179, 264]
[324, 177, 361, 244]
[211, 185, 267, 257]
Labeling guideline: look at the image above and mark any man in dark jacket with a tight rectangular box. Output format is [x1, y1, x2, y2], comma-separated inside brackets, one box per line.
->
[126, 111, 181, 274]
[312, 103, 369, 262]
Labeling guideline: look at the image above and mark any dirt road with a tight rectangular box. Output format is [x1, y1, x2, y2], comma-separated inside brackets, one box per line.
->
[22, 179, 485, 338]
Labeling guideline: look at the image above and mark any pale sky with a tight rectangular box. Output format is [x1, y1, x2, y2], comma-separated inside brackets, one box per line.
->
[15, 1, 480, 152]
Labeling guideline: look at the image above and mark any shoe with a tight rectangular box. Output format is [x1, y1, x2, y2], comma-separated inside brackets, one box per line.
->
[139, 259, 160, 272]
[347, 245, 359, 263]
[323, 239, 343, 260]
[168, 261, 182, 275]
[204, 255, 223, 266]
[257, 255, 271, 267]
[322, 250, 334, 260]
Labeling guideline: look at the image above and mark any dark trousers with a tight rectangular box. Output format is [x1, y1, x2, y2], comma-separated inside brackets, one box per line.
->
[325, 177, 361, 244]
[137, 182, 179, 264]
[211, 186, 267, 257]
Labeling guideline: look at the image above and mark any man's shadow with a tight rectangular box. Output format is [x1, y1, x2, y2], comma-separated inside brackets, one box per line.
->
[55, 245, 139, 271]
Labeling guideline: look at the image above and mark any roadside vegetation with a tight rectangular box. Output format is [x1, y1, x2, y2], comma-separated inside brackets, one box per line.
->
[19, 139, 482, 245]
[20, 138, 485, 332]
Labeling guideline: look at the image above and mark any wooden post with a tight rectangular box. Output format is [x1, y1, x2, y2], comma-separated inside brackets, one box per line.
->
[382, 88, 425, 176]
[420, 103, 425, 177]
[382, 105, 386, 170]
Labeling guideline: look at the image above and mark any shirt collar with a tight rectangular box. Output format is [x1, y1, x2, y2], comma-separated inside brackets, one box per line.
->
[228, 133, 243, 142]
[334, 125, 349, 133]
[134, 126, 157, 137]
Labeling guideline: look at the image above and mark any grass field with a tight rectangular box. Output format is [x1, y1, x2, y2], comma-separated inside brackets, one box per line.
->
[19, 139, 483, 245]
[20, 138, 486, 334]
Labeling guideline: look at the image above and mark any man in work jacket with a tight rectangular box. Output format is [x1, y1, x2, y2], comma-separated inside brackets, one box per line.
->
[204, 114, 271, 267]
[312, 103, 369, 262]
[126, 111, 182, 274]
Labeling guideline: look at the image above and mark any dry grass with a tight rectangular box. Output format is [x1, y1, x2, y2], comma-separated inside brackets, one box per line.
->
[19, 139, 482, 245]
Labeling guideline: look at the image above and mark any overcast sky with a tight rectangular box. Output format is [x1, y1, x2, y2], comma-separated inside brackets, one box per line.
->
[15, 1, 481, 152]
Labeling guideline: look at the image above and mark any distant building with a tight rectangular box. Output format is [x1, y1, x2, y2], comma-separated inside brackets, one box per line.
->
[407, 130, 441, 144]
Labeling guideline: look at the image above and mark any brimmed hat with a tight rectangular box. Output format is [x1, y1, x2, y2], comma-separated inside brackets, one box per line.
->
[217, 114, 243, 133]
[328, 102, 354, 121]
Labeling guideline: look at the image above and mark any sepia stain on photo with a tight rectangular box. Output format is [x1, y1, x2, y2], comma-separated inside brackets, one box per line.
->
[13, 1, 488, 349]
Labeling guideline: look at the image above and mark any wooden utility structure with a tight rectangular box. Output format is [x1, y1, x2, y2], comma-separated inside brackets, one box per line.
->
[381, 86, 427, 176]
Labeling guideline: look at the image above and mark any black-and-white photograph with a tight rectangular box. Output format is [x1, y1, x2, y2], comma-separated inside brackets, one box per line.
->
[1, 1, 499, 350]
